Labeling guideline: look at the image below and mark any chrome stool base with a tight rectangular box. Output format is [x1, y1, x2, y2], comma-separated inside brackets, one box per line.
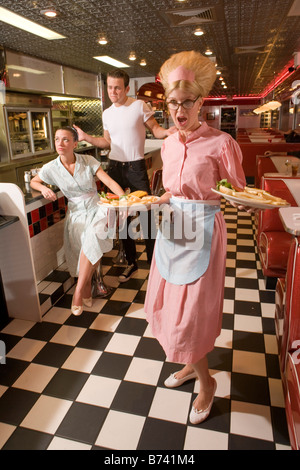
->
[91, 261, 113, 298]
[112, 240, 127, 266]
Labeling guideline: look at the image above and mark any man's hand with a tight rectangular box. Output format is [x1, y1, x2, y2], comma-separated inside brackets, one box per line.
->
[72, 124, 86, 141]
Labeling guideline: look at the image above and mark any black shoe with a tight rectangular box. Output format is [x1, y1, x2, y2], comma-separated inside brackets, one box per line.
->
[118, 264, 138, 283]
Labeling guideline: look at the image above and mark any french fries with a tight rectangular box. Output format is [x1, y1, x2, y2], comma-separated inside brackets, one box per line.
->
[217, 181, 288, 206]
[235, 187, 288, 205]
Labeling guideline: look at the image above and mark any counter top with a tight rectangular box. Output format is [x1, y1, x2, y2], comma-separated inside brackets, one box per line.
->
[279, 207, 300, 236]
[0, 144, 99, 169]
[144, 139, 164, 154]
[0, 215, 19, 230]
[21, 182, 64, 210]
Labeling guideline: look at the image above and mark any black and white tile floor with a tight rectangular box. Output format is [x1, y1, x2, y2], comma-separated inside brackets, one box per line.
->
[0, 202, 291, 450]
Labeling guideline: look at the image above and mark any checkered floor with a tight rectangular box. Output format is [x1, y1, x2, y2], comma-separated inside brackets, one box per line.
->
[0, 202, 291, 450]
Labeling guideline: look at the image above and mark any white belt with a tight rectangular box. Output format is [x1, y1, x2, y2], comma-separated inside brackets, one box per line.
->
[68, 191, 97, 203]
[171, 196, 220, 206]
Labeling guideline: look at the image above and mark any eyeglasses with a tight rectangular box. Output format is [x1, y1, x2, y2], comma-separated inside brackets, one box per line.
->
[166, 96, 201, 110]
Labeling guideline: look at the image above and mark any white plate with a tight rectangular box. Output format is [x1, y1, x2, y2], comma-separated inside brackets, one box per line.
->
[211, 188, 290, 210]
[97, 196, 159, 211]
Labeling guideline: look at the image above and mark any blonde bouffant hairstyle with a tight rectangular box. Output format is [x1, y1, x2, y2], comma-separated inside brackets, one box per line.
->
[159, 50, 216, 98]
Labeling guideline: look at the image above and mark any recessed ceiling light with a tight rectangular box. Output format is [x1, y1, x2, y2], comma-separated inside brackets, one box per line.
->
[140, 59, 147, 66]
[0, 6, 65, 40]
[129, 52, 136, 61]
[194, 27, 204, 36]
[205, 49, 213, 56]
[40, 9, 57, 18]
[98, 36, 108, 45]
[93, 56, 130, 68]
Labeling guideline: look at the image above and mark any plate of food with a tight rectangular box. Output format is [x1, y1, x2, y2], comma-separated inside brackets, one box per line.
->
[97, 190, 160, 210]
[211, 179, 290, 210]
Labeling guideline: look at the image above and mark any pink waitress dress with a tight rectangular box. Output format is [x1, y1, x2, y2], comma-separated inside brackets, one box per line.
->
[144, 122, 246, 364]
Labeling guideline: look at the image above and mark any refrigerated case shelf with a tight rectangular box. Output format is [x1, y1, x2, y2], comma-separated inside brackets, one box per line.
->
[4, 107, 54, 160]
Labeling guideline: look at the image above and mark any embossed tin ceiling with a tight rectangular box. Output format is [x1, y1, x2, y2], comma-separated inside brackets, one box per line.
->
[0, 0, 300, 97]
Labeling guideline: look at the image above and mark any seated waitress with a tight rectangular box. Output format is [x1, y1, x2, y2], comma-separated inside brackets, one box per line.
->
[30, 126, 124, 316]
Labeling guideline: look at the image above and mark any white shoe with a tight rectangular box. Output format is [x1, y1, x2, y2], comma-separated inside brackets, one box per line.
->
[164, 371, 197, 388]
[189, 378, 217, 425]
[71, 304, 83, 316]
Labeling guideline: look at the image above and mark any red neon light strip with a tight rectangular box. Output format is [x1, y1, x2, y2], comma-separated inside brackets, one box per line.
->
[261, 59, 295, 98]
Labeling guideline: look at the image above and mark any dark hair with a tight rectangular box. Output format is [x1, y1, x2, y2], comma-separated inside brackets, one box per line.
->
[107, 69, 130, 88]
[56, 126, 78, 141]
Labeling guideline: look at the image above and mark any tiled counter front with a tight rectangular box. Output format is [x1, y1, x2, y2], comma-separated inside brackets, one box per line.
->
[27, 193, 68, 283]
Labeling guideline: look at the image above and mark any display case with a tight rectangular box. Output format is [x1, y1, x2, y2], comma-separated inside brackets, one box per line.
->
[5, 106, 53, 160]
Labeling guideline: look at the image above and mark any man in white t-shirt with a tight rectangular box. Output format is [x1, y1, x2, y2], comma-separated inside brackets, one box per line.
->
[74, 69, 175, 282]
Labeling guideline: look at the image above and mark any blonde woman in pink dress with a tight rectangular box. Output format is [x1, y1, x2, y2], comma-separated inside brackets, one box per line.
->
[144, 51, 247, 425]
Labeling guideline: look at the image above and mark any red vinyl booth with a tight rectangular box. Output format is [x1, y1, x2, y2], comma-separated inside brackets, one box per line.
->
[239, 143, 300, 178]
[257, 178, 298, 285]
[275, 235, 300, 450]
[256, 155, 300, 188]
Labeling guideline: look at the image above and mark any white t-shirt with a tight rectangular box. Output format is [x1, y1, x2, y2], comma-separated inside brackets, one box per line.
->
[103, 98, 154, 162]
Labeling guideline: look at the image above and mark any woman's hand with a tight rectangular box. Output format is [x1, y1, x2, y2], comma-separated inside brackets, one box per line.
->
[40, 186, 57, 201]
[30, 175, 57, 201]
[154, 191, 172, 205]
[229, 201, 260, 213]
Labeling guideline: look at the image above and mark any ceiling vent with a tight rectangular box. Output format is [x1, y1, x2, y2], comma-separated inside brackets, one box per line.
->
[161, 7, 218, 27]
[234, 45, 270, 55]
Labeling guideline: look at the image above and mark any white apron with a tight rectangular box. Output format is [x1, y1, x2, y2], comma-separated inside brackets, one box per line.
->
[155, 196, 220, 285]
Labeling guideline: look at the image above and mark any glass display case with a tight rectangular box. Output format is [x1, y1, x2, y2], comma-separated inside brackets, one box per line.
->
[4, 107, 53, 160]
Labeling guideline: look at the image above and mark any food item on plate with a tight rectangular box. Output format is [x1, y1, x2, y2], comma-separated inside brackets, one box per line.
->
[139, 195, 160, 204]
[98, 191, 158, 207]
[129, 190, 148, 198]
[215, 179, 288, 206]
[216, 179, 243, 195]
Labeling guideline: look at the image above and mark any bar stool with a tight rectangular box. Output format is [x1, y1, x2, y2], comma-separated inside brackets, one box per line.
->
[91, 260, 113, 298]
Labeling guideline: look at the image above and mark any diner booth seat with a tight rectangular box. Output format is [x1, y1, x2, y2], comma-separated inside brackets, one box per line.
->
[238, 143, 300, 180]
[275, 235, 300, 450]
[257, 178, 298, 287]
[256, 154, 300, 188]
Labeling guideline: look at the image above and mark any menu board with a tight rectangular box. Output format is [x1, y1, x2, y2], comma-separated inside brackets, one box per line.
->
[63, 66, 99, 98]
[6, 50, 63, 94]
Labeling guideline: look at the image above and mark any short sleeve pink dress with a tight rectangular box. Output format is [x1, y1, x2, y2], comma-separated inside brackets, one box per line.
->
[144, 122, 246, 364]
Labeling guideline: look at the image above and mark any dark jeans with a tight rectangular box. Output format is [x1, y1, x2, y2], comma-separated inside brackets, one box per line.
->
[108, 159, 156, 265]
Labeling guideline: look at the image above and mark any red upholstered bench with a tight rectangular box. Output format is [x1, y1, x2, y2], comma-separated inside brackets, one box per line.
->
[257, 178, 298, 287]
[275, 232, 300, 450]
[238, 142, 300, 178]
[256, 155, 300, 188]
[285, 352, 300, 450]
